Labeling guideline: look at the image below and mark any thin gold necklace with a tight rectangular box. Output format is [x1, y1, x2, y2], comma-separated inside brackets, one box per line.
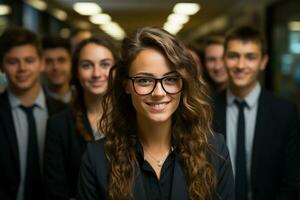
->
[145, 147, 173, 167]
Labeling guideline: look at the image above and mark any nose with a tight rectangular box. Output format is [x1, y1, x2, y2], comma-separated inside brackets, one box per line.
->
[52, 60, 60, 70]
[237, 56, 246, 69]
[215, 58, 224, 70]
[18, 60, 27, 71]
[151, 80, 166, 96]
[92, 66, 102, 77]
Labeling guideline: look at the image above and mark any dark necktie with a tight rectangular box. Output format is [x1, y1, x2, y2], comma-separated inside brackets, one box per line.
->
[234, 100, 248, 200]
[19, 105, 42, 200]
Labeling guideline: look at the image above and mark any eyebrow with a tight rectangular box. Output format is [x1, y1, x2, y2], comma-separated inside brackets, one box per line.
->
[79, 58, 113, 63]
[133, 71, 178, 77]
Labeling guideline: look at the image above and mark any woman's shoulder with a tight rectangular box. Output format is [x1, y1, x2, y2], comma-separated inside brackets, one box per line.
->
[85, 138, 107, 163]
[208, 132, 226, 149]
[207, 132, 230, 167]
[208, 133, 235, 199]
[86, 138, 106, 153]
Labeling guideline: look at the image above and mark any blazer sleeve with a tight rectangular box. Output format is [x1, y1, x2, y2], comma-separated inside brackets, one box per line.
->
[78, 141, 106, 200]
[44, 112, 70, 200]
[211, 133, 235, 200]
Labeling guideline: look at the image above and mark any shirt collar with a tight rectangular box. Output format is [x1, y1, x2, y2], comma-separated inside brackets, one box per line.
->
[8, 88, 47, 109]
[46, 87, 73, 103]
[226, 82, 261, 109]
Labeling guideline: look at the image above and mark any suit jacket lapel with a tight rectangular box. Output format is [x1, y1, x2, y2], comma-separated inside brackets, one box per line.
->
[250, 90, 269, 185]
[0, 92, 19, 168]
[213, 91, 227, 138]
[170, 156, 188, 200]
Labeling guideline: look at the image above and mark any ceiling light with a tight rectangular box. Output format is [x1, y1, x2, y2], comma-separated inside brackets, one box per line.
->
[25, 0, 47, 11]
[101, 22, 125, 40]
[0, 4, 11, 15]
[167, 13, 189, 24]
[173, 3, 200, 15]
[52, 8, 67, 21]
[163, 22, 183, 35]
[77, 20, 91, 29]
[90, 13, 111, 24]
[288, 21, 300, 31]
[73, 2, 101, 16]
[60, 28, 71, 38]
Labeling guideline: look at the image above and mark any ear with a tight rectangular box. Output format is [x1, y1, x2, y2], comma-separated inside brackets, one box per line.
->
[260, 54, 269, 71]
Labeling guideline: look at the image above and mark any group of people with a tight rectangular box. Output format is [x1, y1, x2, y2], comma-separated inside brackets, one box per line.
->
[0, 23, 298, 200]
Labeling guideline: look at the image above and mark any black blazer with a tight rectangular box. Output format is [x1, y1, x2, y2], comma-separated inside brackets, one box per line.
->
[213, 89, 300, 200]
[44, 108, 93, 199]
[78, 134, 235, 200]
[0, 91, 66, 200]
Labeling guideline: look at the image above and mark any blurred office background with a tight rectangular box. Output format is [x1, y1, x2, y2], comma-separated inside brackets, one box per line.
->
[0, 0, 299, 110]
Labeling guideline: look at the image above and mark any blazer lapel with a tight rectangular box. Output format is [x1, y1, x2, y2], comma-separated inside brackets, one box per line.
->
[0, 92, 19, 168]
[213, 91, 227, 138]
[170, 156, 188, 200]
[250, 90, 269, 185]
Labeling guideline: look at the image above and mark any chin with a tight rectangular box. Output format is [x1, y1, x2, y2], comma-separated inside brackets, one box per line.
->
[91, 90, 106, 96]
[148, 114, 172, 123]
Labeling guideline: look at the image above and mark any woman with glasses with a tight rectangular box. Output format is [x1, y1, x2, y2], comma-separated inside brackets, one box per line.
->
[78, 27, 234, 200]
[44, 34, 118, 199]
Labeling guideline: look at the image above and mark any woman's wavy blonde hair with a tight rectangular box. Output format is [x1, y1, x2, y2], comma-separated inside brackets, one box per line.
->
[100, 27, 217, 200]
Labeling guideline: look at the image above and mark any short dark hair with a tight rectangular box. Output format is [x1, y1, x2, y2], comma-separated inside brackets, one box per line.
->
[224, 25, 267, 54]
[0, 27, 42, 67]
[203, 35, 224, 53]
[42, 36, 71, 54]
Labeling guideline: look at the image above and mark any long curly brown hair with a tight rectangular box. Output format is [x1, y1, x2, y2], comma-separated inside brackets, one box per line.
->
[71, 34, 118, 141]
[100, 27, 217, 200]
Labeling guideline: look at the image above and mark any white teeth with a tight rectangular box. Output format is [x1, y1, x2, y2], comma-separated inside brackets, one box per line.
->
[148, 102, 167, 110]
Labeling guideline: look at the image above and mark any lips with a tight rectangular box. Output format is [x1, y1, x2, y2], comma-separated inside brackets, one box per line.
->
[232, 71, 247, 79]
[16, 74, 30, 82]
[146, 102, 169, 111]
[89, 80, 106, 87]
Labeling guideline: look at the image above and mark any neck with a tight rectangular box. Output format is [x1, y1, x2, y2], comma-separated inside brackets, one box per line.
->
[229, 82, 257, 99]
[84, 92, 103, 131]
[48, 83, 70, 96]
[137, 118, 172, 152]
[11, 83, 41, 106]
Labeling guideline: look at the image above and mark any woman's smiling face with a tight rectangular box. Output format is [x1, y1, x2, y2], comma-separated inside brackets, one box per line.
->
[126, 48, 181, 124]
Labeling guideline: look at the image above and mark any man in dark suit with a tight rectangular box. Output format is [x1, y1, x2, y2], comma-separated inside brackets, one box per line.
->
[0, 27, 65, 200]
[42, 36, 75, 104]
[213, 25, 300, 200]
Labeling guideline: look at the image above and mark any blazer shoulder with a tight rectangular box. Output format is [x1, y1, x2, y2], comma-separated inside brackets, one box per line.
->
[208, 133, 235, 199]
[47, 108, 73, 129]
[82, 138, 108, 183]
[260, 90, 298, 116]
[0, 91, 9, 107]
[208, 132, 233, 177]
[208, 133, 228, 159]
[85, 139, 106, 159]
[45, 94, 68, 116]
[261, 90, 297, 107]
[211, 90, 226, 110]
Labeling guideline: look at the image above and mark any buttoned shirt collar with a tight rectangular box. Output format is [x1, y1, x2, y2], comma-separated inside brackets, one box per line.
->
[226, 83, 261, 109]
[8, 88, 46, 110]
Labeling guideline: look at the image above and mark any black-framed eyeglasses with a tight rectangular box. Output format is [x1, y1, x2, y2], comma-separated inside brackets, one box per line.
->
[128, 75, 183, 96]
